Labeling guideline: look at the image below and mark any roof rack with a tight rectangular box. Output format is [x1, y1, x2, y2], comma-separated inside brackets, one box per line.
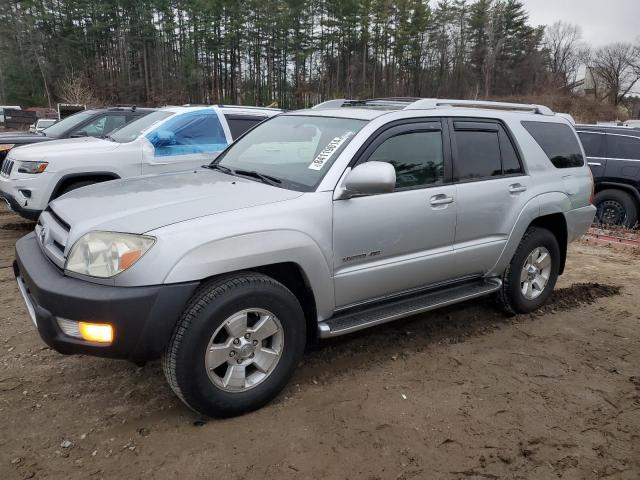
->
[406, 98, 554, 116]
[312, 97, 554, 116]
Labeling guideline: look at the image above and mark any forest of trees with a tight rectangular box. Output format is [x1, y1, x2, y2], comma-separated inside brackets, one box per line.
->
[0, 0, 638, 110]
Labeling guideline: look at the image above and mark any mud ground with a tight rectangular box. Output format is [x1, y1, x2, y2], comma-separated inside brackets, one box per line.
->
[0, 203, 638, 479]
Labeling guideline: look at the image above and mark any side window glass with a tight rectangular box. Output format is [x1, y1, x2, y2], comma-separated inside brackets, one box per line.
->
[102, 115, 128, 135]
[498, 126, 523, 175]
[454, 130, 502, 180]
[225, 115, 265, 139]
[577, 132, 606, 157]
[608, 135, 640, 160]
[521, 121, 584, 168]
[367, 130, 444, 189]
[146, 111, 228, 157]
[72, 115, 108, 137]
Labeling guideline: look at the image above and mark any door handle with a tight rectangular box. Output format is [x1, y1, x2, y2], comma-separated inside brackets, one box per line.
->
[430, 194, 454, 206]
[508, 183, 527, 194]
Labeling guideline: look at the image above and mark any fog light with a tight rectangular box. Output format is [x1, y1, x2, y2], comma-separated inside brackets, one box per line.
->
[56, 318, 113, 344]
[18, 189, 31, 198]
[78, 322, 113, 344]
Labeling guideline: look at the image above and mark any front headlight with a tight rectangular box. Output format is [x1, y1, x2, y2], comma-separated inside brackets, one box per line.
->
[66, 232, 155, 278]
[17, 161, 48, 174]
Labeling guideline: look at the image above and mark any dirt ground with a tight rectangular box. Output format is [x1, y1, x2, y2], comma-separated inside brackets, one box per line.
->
[0, 203, 638, 480]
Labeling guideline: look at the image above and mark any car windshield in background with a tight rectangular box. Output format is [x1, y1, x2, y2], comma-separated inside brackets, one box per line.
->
[109, 111, 174, 143]
[41, 111, 94, 138]
[214, 115, 367, 191]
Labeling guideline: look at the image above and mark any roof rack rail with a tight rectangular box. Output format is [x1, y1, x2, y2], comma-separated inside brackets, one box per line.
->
[312, 98, 414, 110]
[406, 98, 554, 116]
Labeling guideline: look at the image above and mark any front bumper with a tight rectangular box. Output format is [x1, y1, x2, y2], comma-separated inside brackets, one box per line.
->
[0, 190, 41, 221]
[14, 232, 199, 360]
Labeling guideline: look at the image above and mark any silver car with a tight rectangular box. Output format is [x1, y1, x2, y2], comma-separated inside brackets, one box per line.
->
[14, 98, 596, 417]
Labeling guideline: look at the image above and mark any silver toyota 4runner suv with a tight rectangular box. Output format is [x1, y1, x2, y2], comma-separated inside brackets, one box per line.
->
[14, 98, 596, 417]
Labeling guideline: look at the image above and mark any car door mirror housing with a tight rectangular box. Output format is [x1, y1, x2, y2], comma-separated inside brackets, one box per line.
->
[343, 161, 396, 197]
[153, 130, 176, 147]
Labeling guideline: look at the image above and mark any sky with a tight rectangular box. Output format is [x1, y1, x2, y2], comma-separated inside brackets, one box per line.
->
[521, 0, 640, 47]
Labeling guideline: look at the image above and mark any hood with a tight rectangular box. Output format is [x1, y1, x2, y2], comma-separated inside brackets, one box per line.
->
[9, 137, 120, 161]
[0, 131, 52, 144]
[49, 169, 304, 237]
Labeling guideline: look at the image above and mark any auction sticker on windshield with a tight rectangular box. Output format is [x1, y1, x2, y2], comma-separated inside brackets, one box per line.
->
[308, 132, 354, 170]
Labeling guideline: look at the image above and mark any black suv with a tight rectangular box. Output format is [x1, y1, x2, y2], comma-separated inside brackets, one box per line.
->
[0, 106, 154, 166]
[576, 125, 640, 227]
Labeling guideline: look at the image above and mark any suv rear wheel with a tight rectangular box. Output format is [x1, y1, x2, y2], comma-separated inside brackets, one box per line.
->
[593, 189, 638, 228]
[498, 227, 560, 314]
[163, 272, 306, 417]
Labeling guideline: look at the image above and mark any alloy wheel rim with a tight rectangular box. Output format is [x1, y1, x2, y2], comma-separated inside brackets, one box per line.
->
[205, 308, 284, 392]
[520, 246, 552, 300]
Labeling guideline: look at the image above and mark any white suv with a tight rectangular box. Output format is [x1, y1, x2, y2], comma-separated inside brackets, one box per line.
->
[0, 105, 281, 220]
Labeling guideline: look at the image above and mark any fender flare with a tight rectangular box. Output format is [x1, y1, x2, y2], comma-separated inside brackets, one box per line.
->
[50, 171, 121, 200]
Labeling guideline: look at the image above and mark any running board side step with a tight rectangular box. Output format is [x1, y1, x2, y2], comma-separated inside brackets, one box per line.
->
[318, 278, 502, 338]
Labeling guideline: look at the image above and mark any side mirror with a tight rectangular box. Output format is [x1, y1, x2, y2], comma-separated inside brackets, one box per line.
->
[342, 161, 396, 197]
[153, 130, 176, 147]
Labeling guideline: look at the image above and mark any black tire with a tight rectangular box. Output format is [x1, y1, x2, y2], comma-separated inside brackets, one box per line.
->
[593, 189, 638, 228]
[498, 226, 560, 314]
[162, 272, 306, 418]
[57, 180, 98, 197]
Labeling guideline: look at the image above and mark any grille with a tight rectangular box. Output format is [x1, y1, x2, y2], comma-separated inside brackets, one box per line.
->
[36, 207, 71, 269]
[0, 159, 14, 177]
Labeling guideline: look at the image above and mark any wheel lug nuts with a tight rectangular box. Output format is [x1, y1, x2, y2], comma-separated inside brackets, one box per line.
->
[233, 338, 240, 345]
[229, 351, 235, 357]
[244, 333, 251, 339]
[236, 359, 242, 364]
[252, 340, 258, 346]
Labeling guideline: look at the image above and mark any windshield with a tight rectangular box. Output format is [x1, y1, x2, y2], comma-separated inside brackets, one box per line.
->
[214, 115, 366, 191]
[109, 111, 174, 143]
[42, 111, 93, 138]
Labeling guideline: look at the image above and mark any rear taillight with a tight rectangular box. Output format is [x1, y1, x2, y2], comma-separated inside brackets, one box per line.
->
[588, 168, 595, 204]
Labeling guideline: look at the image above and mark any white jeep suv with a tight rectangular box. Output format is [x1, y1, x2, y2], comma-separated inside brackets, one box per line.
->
[0, 105, 281, 220]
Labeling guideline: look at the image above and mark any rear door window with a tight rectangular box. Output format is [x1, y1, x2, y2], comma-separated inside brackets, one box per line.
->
[521, 121, 584, 168]
[608, 134, 640, 160]
[224, 115, 266, 139]
[577, 132, 606, 158]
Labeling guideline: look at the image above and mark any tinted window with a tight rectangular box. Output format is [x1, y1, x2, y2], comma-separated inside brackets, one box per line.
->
[455, 130, 502, 180]
[72, 115, 110, 137]
[608, 134, 640, 160]
[368, 130, 444, 189]
[577, 132, 606, 157]
[522, 121, 584, 168]
[225, 115, 265, 139]
[498, 126, 523, 175]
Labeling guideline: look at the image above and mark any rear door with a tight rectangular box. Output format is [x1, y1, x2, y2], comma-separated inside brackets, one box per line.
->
[450, 118, 530, 277]
[577, 130, 607, 178]
[604, 133, 640, 181]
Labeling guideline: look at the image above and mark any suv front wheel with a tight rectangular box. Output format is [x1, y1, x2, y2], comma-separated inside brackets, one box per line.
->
[163, 272, 306, 417]
[498, 226, 560, 314]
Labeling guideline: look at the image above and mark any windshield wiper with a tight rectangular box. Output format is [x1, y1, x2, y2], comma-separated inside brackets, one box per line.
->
[204, 164, 234, 175]
[233, 169, 282, 186]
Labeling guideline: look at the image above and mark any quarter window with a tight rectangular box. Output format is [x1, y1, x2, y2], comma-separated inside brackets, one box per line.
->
[367, 130, 445, 189]
[608, 135, 640, 160]
[522, 121, 584, 168]
[225, 115, 265, 139]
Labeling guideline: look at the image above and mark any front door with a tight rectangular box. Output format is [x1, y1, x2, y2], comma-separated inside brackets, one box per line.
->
[142, 110, 230, 174]
[332, 120, 457, 308]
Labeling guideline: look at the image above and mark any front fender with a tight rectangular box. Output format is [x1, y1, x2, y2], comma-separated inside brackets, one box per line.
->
[164, 230, 335, 321]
